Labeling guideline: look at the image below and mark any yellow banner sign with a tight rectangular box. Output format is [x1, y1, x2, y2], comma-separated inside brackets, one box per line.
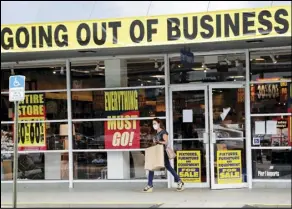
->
[177, 150, 201, 183]
[17, 93, 47, 150]
[217, 150, 242, 184]
[1, 6, 290, 53]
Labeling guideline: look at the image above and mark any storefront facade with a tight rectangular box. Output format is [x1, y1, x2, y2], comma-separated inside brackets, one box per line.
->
[1, 6, 291, 189]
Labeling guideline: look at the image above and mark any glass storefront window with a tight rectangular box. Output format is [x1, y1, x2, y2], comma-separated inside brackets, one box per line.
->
[250, 49, 292, 81]
[70, 57, 165, 89]
[71, 88, 165, 119]
[250, 82, 291, 114]
[1, 122, 70, 151]
[1, 66, 67, 92]
[72, 119, 166, 150]
[169, 53, 246, 84]
[252, 149, 291, 179]
[1, 152, 69, 180]
[73, 151, 166, 180]
[251, 116, 291, 147]
[1, 92, 68, 121]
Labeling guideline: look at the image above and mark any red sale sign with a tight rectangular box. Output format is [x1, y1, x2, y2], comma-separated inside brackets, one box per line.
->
[104, 90, 141, 149]
[104, 111, 140, 149]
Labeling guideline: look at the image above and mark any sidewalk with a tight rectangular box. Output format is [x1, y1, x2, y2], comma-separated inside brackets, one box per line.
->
[1, 184, 291, 208]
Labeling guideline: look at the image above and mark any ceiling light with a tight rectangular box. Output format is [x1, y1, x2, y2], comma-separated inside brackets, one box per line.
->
[202, 63, 207, 69]
[53, 71, 56, 74]
[151, 75, 165, 78]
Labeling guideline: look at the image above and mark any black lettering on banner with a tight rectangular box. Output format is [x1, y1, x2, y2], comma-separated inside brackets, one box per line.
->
[216, 14, 222, 38]
[31, 26, 37, 48]
[39, 26, 53, 47]
[224, 13, 240, 37]
[183, 16, 198, 40]
[129, 20, 145, 43]
[108, 21, 121, 44]
[146, 19, 158, 42]
[19, 123, 25, 144]
[16, 27, 29, 48]
[55, 24, 68, 47]
[258, 10, 272, 35]
[243, 12, 256, 35]
[77, 23, 91, 46]
[167, 18, 181, 41]
[1, 27, 14, 50]
[274, 9, 289, 34]
[93, 22, 107, 45]
[200, 15, 214, 39]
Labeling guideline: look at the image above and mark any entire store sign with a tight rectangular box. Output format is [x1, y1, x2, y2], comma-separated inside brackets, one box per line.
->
[1, 6, 291, 53]
[16, 93, 47, 150]
[104, 90, 140, 149]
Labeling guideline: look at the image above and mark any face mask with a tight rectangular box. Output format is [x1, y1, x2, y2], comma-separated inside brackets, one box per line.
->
[153, 124, 159, 130]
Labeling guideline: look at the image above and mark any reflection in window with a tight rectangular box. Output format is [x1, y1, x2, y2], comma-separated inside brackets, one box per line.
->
[72, 120, 165, 150]
[71, 89, 165, 119]
[1, 67, 67, 92]
[251, 82, 291, 114]
[1, 153, 68, 180]
[252, 149, 291, 179]
[70, 57, 165, 89]
[1, 123, 70, 151]
[73, 151, 166, 180]
[251, 116, 291, 147]
[250, 49, 292, 81]
[1, 93, 68, 121]
[170, 53, 246, 84]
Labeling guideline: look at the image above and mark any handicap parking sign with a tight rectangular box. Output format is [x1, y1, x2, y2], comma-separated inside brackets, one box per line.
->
[9, 75, 26, 102]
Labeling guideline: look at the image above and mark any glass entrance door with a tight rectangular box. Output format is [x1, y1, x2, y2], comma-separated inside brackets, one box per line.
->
[170, 86, 210, 188]
[209, 84, 248, 189]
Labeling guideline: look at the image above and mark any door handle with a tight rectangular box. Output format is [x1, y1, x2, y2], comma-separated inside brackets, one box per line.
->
[211, 132, 216, 144]
[203, 133, 208, 144]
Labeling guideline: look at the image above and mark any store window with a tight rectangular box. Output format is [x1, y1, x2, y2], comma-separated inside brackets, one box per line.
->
[71, 88, 165, 119]
[1, 93, 68, 121]
[72, 151, 166, 180]
[250, 48, 291, 181]
[250, 49, 292, 81]
[250, 82, 291, 114]
[169, 52, 246, 84]
[72, 119, 165, 150]
[70, 57, 165, 89]
[1, 152, 69, 181]
[251, 116, 291, 147]
[1, 122, 70, 151]
[252, 149, 291, 180]
[1, 67, 67, 92]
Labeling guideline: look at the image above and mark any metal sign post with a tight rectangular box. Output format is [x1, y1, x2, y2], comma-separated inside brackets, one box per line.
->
[9, 75, 26, 208]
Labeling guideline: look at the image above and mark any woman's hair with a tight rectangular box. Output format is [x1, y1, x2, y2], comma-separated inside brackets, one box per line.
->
[153, 118, 165, 129]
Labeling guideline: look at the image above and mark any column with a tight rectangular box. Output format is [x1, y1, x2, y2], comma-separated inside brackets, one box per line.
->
[104, 59, 130, 179]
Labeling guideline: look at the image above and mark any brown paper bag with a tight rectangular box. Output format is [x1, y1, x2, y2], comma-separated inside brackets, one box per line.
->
[144, 144, 165, 171]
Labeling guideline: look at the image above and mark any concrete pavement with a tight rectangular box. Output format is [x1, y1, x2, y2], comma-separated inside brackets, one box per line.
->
[1, 183, 291, 208]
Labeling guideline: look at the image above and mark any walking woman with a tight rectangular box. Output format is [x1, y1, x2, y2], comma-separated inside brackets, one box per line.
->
[143, 118, 184, 192]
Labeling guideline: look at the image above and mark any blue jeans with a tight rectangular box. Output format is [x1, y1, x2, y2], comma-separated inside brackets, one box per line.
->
[147, 151, 181, 187]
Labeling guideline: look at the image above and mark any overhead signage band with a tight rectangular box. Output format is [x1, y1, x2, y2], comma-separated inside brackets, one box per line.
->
[1, 6, 291, 53]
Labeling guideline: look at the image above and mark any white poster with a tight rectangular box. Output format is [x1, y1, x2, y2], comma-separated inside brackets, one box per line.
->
[183, 109, 193, 123]
[255, 121, 266, 135]
[266, 120, 277, 135]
